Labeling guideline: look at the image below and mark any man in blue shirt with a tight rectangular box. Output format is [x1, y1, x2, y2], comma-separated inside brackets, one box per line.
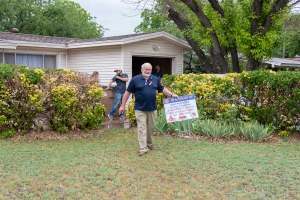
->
[119, 63, 178, 156]
[105, 68, 128, 120]
[152, 65, 163, 81]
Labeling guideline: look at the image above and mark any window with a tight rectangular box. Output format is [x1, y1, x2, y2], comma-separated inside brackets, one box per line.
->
[1, 53, 56, 69]
[4, 53, 15, 64]
[44, 55, 56, 69]
[16, 54, 43, 68]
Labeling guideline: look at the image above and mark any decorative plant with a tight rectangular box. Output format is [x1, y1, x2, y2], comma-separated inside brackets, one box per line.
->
[240, 120, 272, 142]
[0, 64, 106, 137]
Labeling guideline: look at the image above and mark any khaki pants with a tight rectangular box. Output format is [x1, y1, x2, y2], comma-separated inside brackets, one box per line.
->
[135, 110, 157, 152]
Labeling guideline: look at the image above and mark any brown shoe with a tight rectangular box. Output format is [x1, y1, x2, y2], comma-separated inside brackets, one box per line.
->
[139, 151, 147, 156]
[148, 145, 155, 150]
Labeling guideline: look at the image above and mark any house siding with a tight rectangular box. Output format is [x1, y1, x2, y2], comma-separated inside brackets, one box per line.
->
[57, 52, 67, 69]
[66, 38, 184, 105]
[68, 45, 121, 86]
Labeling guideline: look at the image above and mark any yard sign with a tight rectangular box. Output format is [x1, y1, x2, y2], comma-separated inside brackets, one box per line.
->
[163, 94, 199, 123]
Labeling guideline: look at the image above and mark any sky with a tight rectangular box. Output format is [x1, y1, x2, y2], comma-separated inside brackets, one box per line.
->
[72, 0, 144, 37]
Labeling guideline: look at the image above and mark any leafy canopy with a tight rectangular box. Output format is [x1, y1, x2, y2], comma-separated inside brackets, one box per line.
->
[0, 0, 105, 39]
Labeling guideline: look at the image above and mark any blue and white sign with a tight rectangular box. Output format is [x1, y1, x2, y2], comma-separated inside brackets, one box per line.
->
[163, 94, 199, 123]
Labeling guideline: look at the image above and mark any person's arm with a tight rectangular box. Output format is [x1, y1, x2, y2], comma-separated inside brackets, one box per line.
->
[105, 79, 113, 91]
[162, 87, 178, 99]
[119, 91, 131, 115]
[116, 76, 129, 82]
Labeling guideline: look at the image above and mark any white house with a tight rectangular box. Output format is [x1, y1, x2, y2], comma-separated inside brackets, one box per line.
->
[0, 31, 191, 86]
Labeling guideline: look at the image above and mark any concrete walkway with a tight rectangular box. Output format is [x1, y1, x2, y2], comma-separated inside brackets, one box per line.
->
[101, 116, 133, 130]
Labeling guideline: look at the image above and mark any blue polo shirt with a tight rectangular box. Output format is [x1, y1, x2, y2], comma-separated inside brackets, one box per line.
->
[127, 74, 164, 111]
[152, 71, 163, 79]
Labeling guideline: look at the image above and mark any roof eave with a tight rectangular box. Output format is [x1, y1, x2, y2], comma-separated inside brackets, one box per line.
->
[0, 41, 17, 49]
[67, 40, 124, 49]
[5, 40, 67, 49]
[1, 31, 192, 50]
[266, 62, 300, 68]
[67, 31, 192, 50]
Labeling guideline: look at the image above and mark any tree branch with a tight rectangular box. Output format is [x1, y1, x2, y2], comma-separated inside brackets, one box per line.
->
[262, 0, 290, 35]
[168, 6, 213, 73]
[180, 0, 229, 73]
[208, 0, 225, 17]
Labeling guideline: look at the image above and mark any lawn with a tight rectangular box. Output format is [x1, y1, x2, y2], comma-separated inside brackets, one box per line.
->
[1, 129, 300, 199]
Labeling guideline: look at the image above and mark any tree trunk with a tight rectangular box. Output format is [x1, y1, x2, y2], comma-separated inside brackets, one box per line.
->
[180, 0, 229, 73]
[230, 45, 240, 72]
[208, 0, 240, 72]
[247, 0, 291, 70]
[209, 48, 220, 73]
[246, 55, 261, 71]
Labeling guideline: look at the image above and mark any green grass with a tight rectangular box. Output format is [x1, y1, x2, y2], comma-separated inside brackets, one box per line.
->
[1, 129, 300, 199]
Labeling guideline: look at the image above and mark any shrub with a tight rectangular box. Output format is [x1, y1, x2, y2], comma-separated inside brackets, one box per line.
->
[198, 119, 223, 138]
[122, 70, 300, 137]
[0, 65, 45, 136]
[240, 70, 300, 134]
[240, 121, 272, 142]
[42, 69, 105, 133]
[0, 64, 105, 137]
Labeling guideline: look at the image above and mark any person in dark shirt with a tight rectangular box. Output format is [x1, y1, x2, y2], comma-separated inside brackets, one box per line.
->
[105, 68, 128, 120]
[152, 65, 163, 81]
[119, 63, 178, 156]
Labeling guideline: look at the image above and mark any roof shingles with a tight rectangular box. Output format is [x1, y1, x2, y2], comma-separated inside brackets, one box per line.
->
[0, 32, 154, 45]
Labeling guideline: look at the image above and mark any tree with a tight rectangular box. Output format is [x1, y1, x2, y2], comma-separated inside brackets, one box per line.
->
[134, 7, 183, 38]
[125, 0, 300, 72]
[274, 12, 300, 58]
[0, 0, 105, 39]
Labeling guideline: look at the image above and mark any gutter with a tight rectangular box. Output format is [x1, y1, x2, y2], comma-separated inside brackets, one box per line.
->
[0, 41, 17, 49]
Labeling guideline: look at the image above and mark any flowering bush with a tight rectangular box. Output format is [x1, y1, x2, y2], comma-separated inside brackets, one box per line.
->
[42, 69, 105, 133]
[0, 65, 45, 137]
[163, 73, 241, 122]
[127, 71, 300, 136]
[127, 73, 241, 123]
[0, 64, 105, 137]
